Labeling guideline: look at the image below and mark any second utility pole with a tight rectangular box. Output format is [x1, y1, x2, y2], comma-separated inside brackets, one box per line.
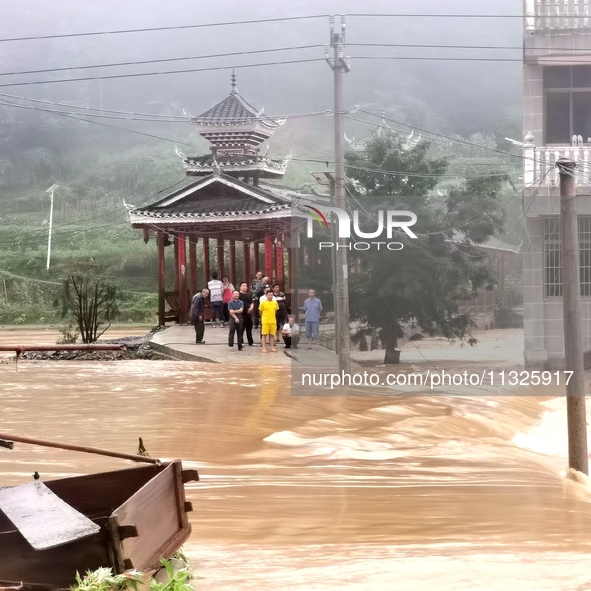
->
[326, 14, 351, 372]
[558, 157, 588, 475]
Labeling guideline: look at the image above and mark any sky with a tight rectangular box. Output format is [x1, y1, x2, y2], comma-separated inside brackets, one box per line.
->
[0, 0, 522, 137]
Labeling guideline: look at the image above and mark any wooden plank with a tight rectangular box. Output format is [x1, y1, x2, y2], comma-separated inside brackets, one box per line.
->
[0, 525, 108, 585]
[115, 461, 189, 572]
[0, 482, 100, 550]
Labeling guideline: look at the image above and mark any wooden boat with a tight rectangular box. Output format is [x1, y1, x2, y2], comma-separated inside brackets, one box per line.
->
[0, 460, 198, 589]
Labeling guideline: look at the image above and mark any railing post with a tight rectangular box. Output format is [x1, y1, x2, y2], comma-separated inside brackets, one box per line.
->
[526, 0, 536, 29]
[524, 132, 536, 186]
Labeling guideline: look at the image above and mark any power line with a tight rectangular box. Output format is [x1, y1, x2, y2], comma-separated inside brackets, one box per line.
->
[349, 111, 527, 163]
[348, 12, 558, 18]
[0, 15, 328, 43]
[0, 57, 324, 88]
[0, 95, 332, 123]
[353, 55, 526, 63]
[291, 157, 520, 180]
[0, 178, 190, 246]
[0, 44, 324, 78]
[0, 99, 200, 146]
[349, 42, 591, 52]
[3, 42, 586, 82]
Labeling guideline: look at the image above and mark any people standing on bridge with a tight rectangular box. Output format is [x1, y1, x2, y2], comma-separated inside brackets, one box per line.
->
[238, 281, 255, 347]
[189, 288, 209, 344]
[303, 289, 322, 349]
[208, 272, 224, 327]
[282, 316, 300, 349]
[273, 283, 288, 337]
[253, 276, 271, 338]
[221, 275, 235, 325]
[227, 290, 244, 351]
[258, 289, 279, 353]
[251, 271, 263, 329]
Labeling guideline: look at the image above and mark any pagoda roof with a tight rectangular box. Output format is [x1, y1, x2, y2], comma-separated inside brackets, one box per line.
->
[129, 172, 292, 225]
[182, 152, 290, 177]
[345, 111, 421, 153]
[190, 76, 284, 130]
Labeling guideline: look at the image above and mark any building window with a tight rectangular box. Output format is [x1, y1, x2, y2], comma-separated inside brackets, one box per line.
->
[544, 66, 591, 144]
[543, 216, 591, 297]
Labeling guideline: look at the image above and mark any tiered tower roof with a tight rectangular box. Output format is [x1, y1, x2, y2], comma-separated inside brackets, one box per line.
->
[182, 73, 289, 180]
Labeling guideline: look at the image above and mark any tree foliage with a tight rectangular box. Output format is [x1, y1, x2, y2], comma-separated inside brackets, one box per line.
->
[345, 132, 506, 363]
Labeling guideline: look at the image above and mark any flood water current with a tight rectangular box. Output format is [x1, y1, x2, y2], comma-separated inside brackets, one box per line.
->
[1, 330, 591, 590]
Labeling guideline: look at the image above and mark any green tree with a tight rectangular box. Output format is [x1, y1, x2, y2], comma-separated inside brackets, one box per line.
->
[346, 132, 506, 363]
[60, 272, 119, 343]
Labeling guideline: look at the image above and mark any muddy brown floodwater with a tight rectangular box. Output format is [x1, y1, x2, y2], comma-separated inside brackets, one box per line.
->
[1, 329, 591, 590]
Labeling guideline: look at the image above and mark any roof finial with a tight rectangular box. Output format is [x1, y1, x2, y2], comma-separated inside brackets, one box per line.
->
[230, 69, 238, 95]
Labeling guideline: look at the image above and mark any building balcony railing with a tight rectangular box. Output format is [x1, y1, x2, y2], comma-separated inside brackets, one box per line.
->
[523, 133, 591, 187]
[526, 0, 590, 30]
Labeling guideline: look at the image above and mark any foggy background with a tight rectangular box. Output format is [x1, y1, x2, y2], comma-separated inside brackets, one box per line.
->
[0, 0, 522, 192]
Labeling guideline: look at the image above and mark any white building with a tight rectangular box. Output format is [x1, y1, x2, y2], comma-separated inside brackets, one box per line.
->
[523, 0, 591, 367]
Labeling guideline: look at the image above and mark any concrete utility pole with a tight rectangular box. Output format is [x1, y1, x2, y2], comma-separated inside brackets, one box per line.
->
[325, 15, 351, 372]
[45, 184, 59, 270]
[558, 157, 588, 475]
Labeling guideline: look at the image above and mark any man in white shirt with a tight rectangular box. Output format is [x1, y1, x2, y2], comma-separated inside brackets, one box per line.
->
[282, 316, 300, 349]
[208, 271, 224, 327]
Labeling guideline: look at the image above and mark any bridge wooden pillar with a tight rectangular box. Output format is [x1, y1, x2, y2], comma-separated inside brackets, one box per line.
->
[253, 242, 260, 275]
[189, 234, 198, 296]
[243, 242, 251, 286]
[157, 231, 166, 326]
[177, 233, 188, 323]
[264, 236, 274, 280]
[202, 237, 210, 285]
[173, 233, 180, 296]
[217, 238, 225, 278]
[275, 239, 284, 288]
[229, 239, 237, 286]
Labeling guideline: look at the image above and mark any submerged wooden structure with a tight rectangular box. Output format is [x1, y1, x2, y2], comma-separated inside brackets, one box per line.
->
[0, 461, 198, 588]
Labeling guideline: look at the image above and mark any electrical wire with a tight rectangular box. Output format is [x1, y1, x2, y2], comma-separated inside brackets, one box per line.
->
[0, 91, 333, 121]
[2, 42, 586, 81]
[0, 177, 190, 245]
[291, 157, 520, 179]
[0, 45, 324, 78]
[0, 99, 200, 147]
[348, 111, 526, 163]
[348, 42, 591, 52]
[0, 96, 332, 123]
[0, 15, 329, 44]
[0, 58, 325, 89]
[353, 55, 527, 63]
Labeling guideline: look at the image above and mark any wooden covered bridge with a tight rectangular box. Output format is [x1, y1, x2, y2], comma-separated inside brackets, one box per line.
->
[129, 75, 313, 324]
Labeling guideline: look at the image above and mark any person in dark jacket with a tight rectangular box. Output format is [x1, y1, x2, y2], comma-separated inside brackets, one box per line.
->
[189, 288, 209, 344]
[272, 283, 288, 335]
[238, 281, 255, 346]
[251, 271, 263, 329]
